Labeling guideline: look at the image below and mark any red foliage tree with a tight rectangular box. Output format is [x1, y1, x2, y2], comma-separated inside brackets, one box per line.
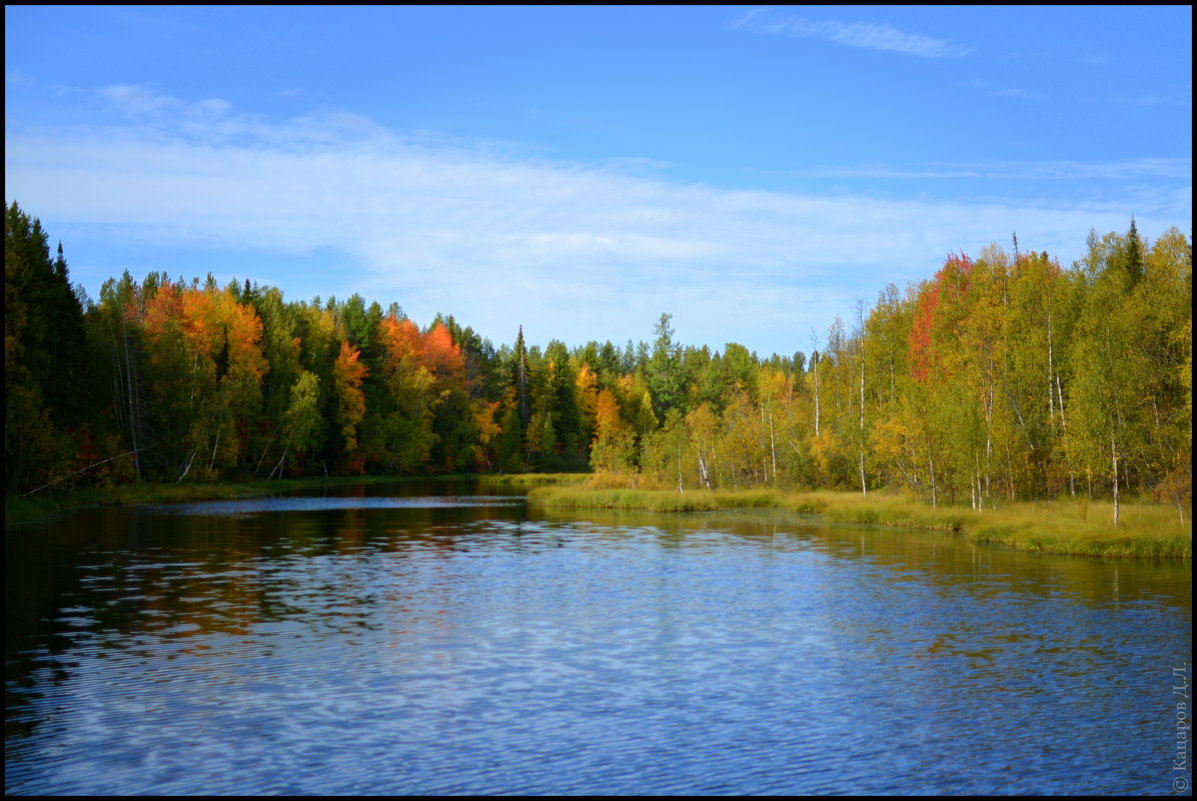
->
[909, 252, 973, 382]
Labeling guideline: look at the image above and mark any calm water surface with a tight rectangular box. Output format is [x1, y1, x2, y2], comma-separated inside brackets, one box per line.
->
[6, 481, 1192, 795]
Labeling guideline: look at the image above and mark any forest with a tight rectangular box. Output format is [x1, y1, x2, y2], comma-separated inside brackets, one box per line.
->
[5, 201, 1192, 521]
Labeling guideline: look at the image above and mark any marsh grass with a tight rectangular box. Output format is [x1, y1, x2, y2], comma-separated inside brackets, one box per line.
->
[526, 485, 785, 513]
[967, 500, 1191, 558]
[477, 473, 590, 487]
[527, 485, 1191, 559]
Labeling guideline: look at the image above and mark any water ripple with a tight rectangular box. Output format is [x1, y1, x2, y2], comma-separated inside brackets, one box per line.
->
[5, 505, 1190, 795]
[164, 495, 525, 515]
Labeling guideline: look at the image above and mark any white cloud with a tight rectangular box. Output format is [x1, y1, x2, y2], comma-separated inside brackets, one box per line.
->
[101, 85, 244, 124]
[188, 98, 233, 117]
[101, 84, 181, 114]
[731, 9, 972, 58]
[6, 69, 36, 86]
[4, 96, 1187, 355]
[1124, 93, 1192, 108]
[789, 158, 1194, 183]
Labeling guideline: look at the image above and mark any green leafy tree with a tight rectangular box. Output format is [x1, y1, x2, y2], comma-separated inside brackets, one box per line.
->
[270, 370, 322, 478]
[1066, 225, 1146, 523]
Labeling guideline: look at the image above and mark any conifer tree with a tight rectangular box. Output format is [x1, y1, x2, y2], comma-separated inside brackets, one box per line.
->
[5, 203, 86, 491]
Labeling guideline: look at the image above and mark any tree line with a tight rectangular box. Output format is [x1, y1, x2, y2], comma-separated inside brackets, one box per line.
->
[5, 201, 1191, 518]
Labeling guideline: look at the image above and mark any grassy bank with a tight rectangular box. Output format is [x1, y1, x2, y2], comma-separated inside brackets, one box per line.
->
[526, 485, 1192, 559]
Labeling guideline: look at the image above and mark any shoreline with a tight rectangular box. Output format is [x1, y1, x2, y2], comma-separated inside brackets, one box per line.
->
[7, 476, 1190, 559]
[3, 473, 588, 526]
[525, 485, 1193, 560]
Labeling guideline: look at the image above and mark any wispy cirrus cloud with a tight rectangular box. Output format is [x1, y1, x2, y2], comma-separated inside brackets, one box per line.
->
[731, 8, 972, 59]
[960, 79, 1045, 101]
[791, 158, 1193, 183]
[1119, 93, 1192, 108]
[6, 69, 36, 86]
[101, 83, 236, 120]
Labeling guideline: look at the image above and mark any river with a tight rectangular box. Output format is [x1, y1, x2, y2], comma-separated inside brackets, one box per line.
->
[5, 479, 1192, 794]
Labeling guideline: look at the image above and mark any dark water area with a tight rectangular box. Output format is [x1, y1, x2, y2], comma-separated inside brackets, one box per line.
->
[6, 480, 1192, 794]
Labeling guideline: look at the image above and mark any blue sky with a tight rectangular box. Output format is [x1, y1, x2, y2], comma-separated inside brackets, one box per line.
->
[5, 5, 1191, 356]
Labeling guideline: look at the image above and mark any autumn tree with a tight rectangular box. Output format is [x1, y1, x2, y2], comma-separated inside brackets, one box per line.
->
[332, 340, 368, 471]
[374, 315, 436, 472]
[1063, 223, 1186, 523]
